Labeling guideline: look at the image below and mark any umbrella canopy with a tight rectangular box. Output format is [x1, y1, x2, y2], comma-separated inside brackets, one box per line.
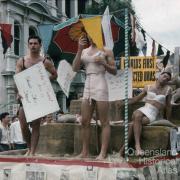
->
[53, 16, 104, 54]
[44, 15, 138, 66]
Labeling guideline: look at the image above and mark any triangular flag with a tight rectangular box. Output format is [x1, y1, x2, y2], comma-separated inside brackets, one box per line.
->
[151, 40, 156, 57]
[81, 16, 103, 49]
[157, 44, 164, 56]
[162, 50, 170, 68]
[38, 24, 54, 54]
[130, 14, 136, 46]
[101, 6, 114, 50]
[0, 24, 13, 54]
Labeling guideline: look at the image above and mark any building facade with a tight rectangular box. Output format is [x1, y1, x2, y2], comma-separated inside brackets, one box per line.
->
[0, 0, 93, 115]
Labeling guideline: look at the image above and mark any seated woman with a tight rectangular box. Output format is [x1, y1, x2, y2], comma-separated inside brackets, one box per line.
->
[119, 71, 172, 156]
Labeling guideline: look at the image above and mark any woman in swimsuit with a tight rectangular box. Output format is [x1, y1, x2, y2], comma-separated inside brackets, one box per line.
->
[119, 71, 172, 156]
[72, 35, 117, 160]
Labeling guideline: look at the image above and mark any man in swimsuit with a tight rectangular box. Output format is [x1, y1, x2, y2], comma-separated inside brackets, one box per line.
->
[16, 35, 57, 156]
[73, 35, 117, 160]
[119, 71, 172, 156]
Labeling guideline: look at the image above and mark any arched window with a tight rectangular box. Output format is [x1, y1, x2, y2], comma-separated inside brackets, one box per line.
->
[14, 21, 20, 56]
[29, 26, 37, 37]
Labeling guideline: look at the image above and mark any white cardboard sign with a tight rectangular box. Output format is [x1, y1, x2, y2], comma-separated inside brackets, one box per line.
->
[105, 69, 132, 101]
[57, 60, 76, 97]
[14, 62, 59, 122]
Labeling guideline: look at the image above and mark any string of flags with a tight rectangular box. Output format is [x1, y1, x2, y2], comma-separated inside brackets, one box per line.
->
[129, 13, 172, 68]
[0, 7, 172, 69]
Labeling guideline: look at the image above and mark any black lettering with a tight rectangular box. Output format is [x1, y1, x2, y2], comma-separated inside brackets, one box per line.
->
[143, 58, 155, 68]
[144, 71, 156, 81]
[133, 71, 143, 81]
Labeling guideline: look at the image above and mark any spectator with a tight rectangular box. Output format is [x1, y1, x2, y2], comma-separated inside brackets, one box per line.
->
[10, 118, 27, 150]
[0, 112, 11, 151]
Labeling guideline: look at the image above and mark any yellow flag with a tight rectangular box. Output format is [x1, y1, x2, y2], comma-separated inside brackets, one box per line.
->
[81, 16, 103, 49]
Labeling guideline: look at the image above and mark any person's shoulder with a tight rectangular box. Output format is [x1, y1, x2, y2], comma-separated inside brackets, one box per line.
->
[17, 56, 24, 63]
[16, 57, 25, 68]
[102, 47, 114, 57]
[103, 46, 112, 53]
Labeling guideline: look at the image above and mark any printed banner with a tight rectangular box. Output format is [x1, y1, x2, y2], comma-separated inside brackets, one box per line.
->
[120, 56, 156, 88]
[14, 62, 60, 122]
[57, 60, 76, 97]
[105, 69, 132, 101]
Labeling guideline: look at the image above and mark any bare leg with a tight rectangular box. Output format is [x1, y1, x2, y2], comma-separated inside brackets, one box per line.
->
[29, 119, 41, 156]
[18, 107, 31, 154]
[119, 122, 134, 157]
[96, 101, 109, 160]
[133, 111, 150, 156]
[77, 99, 95, 158]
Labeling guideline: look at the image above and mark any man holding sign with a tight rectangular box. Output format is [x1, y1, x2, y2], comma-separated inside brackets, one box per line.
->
[15, 35, 57, 156]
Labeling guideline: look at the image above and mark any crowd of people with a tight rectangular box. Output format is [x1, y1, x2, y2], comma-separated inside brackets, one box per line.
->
[0, 112, 27, 152]
[0, 112, 56, 153]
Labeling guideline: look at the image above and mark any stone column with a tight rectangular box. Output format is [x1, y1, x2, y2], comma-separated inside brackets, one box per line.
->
[174, 47, 180, 77]
[57, 0, 66, 21]
[70, 0, 78, 17]
[47, 0, 57, 17]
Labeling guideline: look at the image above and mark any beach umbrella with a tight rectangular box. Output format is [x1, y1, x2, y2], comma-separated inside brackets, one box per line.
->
[47, 15, 129, 66]
[53, 16, 104, 55]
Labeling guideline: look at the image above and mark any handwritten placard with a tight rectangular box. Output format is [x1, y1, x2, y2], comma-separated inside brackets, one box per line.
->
[57, 60, 76, 97]
[105, 69, 132, 101]
[14, 62, 59, 122]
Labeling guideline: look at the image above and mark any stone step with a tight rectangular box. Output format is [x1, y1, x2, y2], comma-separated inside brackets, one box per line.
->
[37, 123, 172, 157]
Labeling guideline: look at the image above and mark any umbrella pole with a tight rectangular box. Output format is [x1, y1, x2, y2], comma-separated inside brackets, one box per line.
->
[124, 8, 129, 162]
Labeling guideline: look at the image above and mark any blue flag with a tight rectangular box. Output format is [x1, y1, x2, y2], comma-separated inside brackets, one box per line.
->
[38, 24, 54, 54]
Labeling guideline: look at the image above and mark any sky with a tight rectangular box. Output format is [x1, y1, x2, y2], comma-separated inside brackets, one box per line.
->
[132, 0, 180, 54]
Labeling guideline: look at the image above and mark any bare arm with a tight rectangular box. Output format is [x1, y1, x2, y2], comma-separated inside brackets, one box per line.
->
[44, 59, 57, 80]
[116, 86, 147, 108]
[103, 48, 117, 75]
[95, 47, 117, 75]
[72, 36, 87, 72]
[16, 58, 23, 74]
[128, 86, 147, 104]
[15, 59, 24, 99]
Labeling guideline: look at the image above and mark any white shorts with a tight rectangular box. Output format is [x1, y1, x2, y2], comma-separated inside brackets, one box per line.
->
[138, 103, 160, 122]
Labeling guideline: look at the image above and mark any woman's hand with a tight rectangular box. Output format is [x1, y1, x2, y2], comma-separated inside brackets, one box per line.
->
[78, 36, 88, 51]
[94, 52, 107, 65]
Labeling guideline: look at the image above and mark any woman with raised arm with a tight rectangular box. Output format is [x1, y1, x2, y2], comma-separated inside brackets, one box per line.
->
[72, 35, 117, 160]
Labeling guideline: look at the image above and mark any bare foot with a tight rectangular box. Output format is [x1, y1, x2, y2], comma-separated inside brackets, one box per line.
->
[75, 153, 89, 159]
[24, 149, 30, 156]
[119, 145, 125, 158]
[135, 149, 144, 157]
[96, 153, 106, 160]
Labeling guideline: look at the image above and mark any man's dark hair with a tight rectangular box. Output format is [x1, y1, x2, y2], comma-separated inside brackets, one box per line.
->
[161, 71, 171, 79]
[0, 112, 9, 121]
[28, 35, 42, 44]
